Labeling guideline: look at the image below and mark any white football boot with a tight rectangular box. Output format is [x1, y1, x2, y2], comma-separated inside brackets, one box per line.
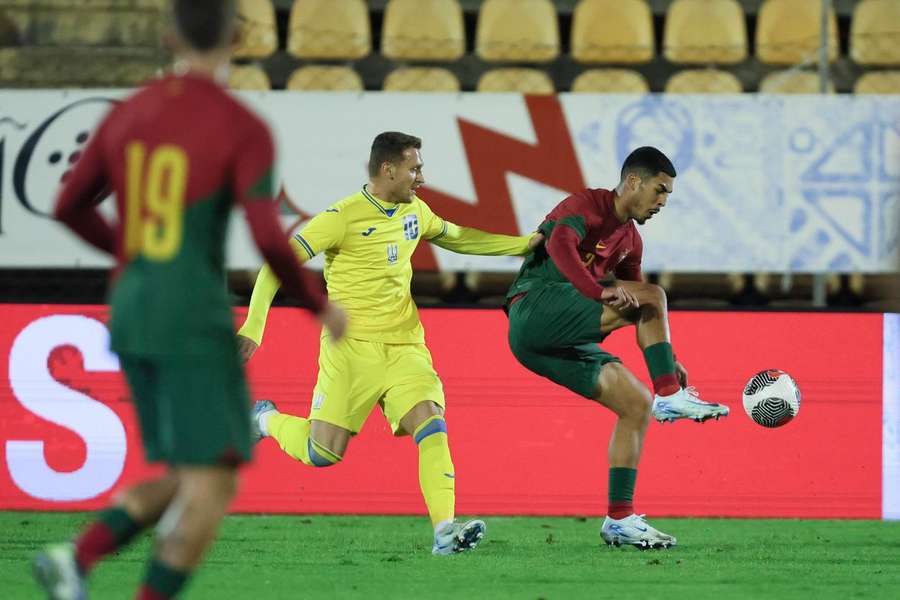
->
[251, 399, 278, 442]
[651, 386, 729, 423]
[432, 519, 486, 555]
[33, 543, 86, 600]
[601, 514, 676, 550]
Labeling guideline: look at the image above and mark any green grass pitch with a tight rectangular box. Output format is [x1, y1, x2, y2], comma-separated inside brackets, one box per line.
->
[3, 512, 899, 599]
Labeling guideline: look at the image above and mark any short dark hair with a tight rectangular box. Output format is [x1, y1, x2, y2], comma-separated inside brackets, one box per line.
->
[620, 146, 676, 182]
[172, 0, 236, 51]
[368, 132, 422, 177]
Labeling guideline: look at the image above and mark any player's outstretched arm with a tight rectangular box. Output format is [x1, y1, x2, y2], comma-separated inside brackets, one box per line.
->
[235, 236, 336, 354]
[429, 220, 541, 256]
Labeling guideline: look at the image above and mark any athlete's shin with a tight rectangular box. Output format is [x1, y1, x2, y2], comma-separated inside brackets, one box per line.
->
[643, 342, 680, 396]
[143, 467, 237, 598]
[74, 506, 143, 574]
[414, 416, 455, 527]
[74, 475, 177, 574]
[631, 283, 670, 349]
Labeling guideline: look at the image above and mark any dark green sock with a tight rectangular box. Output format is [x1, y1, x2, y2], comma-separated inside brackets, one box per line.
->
[103, 507, 140, 534]
[142, 559, 189, 599]
[608, 467, 637, 519]
[642, 342, 676, 379]
[608, 467, 637, 503]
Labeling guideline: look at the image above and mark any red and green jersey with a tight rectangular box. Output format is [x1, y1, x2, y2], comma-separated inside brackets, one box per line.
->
[508, 188, 643, 301]
[54, 73, 325, 357]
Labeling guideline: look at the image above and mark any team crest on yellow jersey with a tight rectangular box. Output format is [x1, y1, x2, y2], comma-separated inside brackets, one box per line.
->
[386, 243, 399, 264]
[403, 214, 419, 240]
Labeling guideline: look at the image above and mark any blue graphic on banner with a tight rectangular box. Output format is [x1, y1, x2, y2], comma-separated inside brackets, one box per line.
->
[567, 95, 900, 272]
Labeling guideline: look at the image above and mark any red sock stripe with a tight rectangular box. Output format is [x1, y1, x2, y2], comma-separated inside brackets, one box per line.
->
[652, 373, 680, 397]
[136, 585, 169, 600]
[74, 522, 116, 574]
[608, 501, 634, 520]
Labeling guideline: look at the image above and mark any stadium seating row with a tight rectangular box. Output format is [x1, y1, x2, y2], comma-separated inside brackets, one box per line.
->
[231, 0, 899, 66]
[229, 62, 900, 94]
[1, 0, 897, 92]
[224, 0, 900, 93]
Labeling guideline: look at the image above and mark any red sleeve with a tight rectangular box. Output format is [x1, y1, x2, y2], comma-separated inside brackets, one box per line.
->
[235, 119, 326, 313]
[546, 224, 605, 301]
[614, 231, 643, 282]
[53, 124, 115, 254]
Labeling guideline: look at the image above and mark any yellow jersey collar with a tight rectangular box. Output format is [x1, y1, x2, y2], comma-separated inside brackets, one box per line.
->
[362, 185, 401, 218]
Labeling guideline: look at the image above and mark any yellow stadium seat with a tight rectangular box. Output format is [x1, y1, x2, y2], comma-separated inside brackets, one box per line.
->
[476, 0, 560, 63]
[663, 0, 747, 64]
[286, 65, 363, 91]
[382, 0, 465, 61]
[571, 0, 654, 64]
[850, 0, 900, 66]
[477, 68, 555, 93]
[383, 67, 460, 92]
[756, 0, 838, 65]
[759, 70, 834, 93]
[228, 65, 271, 90]
[234, 0, 277, 59]
[287, 0, 370, 60]
[664, 68, 743, 93]
[854, 71, 900, 94]
[571, 69, 649, 93]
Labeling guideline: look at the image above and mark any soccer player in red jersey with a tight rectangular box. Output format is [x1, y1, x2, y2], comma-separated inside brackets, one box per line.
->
[506, 147, 729, 549]
[33, 2, 345, 598]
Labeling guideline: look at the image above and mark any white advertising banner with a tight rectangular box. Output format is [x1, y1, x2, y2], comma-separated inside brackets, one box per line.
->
[0, 91, 897, 272]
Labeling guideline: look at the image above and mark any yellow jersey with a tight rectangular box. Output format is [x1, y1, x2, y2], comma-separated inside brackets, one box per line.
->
[238, 185, 532, 344]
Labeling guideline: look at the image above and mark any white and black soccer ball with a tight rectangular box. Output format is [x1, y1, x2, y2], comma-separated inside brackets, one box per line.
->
[742, 369, 801, 428]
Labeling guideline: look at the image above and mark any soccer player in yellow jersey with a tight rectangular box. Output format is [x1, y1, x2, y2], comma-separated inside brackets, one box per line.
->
[236, 132, 541, 555]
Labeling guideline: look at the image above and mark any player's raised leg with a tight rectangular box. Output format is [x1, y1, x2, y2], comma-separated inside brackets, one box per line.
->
[252, 336, 379, 467]
[602, 281, 729, 424]
[398, 400, 486, 556]
[254, 400, 348, 467]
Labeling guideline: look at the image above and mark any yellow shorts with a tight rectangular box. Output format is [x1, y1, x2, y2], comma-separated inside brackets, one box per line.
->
[309, 336, 445, 435]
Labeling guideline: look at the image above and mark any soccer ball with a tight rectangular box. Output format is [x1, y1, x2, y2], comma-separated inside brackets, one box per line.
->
[742, 369, 801, 428]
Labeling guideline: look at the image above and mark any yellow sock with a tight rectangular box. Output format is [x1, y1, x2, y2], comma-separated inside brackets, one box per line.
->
[267, 414, 341, 467]
[413, 416, 455, 527]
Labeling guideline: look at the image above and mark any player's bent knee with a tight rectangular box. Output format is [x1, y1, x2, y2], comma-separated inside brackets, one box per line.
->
[652, 284, 668, 307]
[631, 387, 653, 419]
[614, 381, 651, 422]
[400, 401, 444, 437]
[307, 437, 343, 467]
[637, 283, 667, 307]
[596, 363, 652, 422]
[412, 415, 448, 445]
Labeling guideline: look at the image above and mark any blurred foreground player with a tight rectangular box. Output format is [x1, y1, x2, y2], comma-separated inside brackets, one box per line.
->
[34, 1, 344, 598]
[506, 147, 729, 550]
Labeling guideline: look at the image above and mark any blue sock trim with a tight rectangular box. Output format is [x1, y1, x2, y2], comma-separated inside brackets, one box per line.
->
[414, 418, 448, 444]
[307, 439, 337, 467]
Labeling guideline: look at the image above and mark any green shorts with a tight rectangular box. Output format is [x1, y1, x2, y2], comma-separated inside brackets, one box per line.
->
[120, 352, 252, 466]
[507, 282, 621, 399]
